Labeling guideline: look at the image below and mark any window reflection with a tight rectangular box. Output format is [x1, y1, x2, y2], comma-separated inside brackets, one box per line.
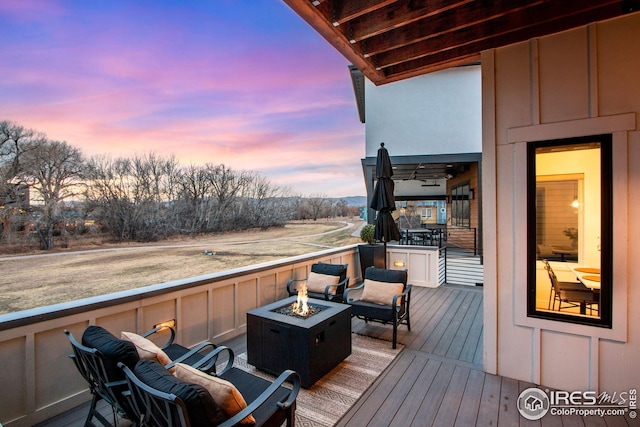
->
[528, 136, 611, 326]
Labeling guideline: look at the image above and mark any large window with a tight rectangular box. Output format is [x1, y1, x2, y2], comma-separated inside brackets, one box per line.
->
[527, 135, 612, 327]
[451, 183, 470, 227]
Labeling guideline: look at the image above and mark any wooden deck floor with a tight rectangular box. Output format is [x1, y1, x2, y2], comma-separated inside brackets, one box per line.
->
[39, 285, 633, 427]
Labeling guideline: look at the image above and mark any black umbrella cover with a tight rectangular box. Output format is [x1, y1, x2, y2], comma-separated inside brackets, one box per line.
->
[375, 142, 394, 179]
[370, 177, 395, 212]
[374, 210, 401, 243]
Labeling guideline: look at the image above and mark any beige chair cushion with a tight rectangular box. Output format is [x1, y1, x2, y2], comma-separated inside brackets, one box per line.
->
[361, 279, 404, 307]
[121, 331, 172, 367]
[174, 363, 255, 424]
[305, 271, 340, 295]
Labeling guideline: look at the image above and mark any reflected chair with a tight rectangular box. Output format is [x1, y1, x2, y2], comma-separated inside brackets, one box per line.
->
[344, 266, 411, 349]
[64, 325, 225, 427]
[543, 260, 598, 315]
[118, 355, 300, 427]
[286, 262, 349, 302]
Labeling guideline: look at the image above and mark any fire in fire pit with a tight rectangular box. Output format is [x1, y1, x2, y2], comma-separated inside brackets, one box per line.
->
[272, 281, 325, 318]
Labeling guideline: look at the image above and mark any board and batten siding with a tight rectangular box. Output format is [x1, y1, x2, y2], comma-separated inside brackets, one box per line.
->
[482, 13, 639, 393]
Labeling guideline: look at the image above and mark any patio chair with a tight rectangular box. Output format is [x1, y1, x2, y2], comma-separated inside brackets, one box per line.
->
[64, 325, 227, 427]
[343, 266, 411, 349]
[286, 262, 349, 302]
[543, 260, 598, 314]
[118, 356, 300, 427]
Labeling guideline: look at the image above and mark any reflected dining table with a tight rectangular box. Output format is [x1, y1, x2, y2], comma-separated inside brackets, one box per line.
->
[570, 266, 601, 289]
[569, 266, 600, 315]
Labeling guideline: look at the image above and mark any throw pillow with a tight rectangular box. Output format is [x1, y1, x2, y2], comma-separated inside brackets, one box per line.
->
[361, 279, 404, 307]
[121, 331, 173, 367]
[134, 359, 226, 427]
[174, 363, 255, 424]
[305, 272, 340, 295]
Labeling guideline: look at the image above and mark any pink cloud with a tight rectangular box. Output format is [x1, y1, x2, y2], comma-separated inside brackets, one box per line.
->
[1, 1, 366, 198]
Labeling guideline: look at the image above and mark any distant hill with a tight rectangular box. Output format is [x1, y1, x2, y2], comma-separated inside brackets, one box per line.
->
[336, 196, 367, 207]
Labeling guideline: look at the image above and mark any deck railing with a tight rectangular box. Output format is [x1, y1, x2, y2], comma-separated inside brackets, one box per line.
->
[0, 245, 359, 427]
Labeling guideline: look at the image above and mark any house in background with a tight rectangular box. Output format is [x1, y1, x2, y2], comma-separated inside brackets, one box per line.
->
[284, 0, 640, 396]
[351, 64, 482, 251]
[0, 183, 30, 237]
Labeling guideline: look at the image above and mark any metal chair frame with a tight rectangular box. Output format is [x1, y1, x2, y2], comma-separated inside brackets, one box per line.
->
[118, 358, 300, 427]
[344, 267, 411, 349]
[65, 326, 227, 426]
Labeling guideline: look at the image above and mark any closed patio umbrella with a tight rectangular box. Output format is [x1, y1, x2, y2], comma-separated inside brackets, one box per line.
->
[370, 143, 401, 267]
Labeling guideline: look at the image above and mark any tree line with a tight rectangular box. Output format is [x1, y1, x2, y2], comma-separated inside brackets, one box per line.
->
[0, 120, 357, 250]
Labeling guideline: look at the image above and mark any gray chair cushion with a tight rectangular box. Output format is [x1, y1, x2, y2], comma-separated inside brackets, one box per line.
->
[349, 300, 396, 321]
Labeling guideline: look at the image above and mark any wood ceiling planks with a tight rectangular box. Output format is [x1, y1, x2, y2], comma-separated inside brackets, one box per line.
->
[284, 0, 635, 84]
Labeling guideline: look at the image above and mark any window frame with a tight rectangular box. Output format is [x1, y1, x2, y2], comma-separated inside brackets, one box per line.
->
[451, 182, 471, 228]
[526, 134, 613, 328]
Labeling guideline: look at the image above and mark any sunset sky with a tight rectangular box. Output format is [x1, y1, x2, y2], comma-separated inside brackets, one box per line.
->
[0, 0, 366, 197]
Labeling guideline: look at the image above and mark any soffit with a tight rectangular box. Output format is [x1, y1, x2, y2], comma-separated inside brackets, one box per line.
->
[283, 0, 638, 85]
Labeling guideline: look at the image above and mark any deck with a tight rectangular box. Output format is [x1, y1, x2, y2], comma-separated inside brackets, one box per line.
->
[39, 285, 633, 427]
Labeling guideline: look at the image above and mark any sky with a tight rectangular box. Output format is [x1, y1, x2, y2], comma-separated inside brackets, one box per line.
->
[0, 0, 366, 198]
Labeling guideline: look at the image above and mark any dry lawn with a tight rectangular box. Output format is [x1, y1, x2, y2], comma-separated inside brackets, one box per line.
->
[0, 220, 364, 314]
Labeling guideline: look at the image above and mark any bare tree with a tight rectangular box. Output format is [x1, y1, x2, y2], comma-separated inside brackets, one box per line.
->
[19, 138, 85, 249]
[85, 154, 181, 242]
[332, 199, 350, 217]
[84, 156, 137, 241]
[241, 173, 290, 229]
[305, 194, 330, 221]
[2, 121, 304, 248]
[206, 164, 250, 231]
[128, 153, 181, 240]
[0, 121, 36, 203]
[176, 164, 214, 233]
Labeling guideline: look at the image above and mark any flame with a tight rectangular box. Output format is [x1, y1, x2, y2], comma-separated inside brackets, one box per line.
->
[292, 281, 309, 316]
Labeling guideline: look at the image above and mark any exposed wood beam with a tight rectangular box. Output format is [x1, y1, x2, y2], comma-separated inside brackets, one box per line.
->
[382, 3, 624, 80]
[373, 0, 622, 69]
[359, 0, 545, 57]
[347, 0, 473, 43]
[284, 0, 635, 85]
[381, 54, 481, 85]
[329, 0, 397, 26]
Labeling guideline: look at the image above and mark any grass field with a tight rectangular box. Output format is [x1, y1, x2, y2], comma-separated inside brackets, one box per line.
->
[0, 219, 364, 314]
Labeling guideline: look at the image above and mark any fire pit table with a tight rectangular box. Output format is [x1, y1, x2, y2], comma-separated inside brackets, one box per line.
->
[247, 296, 351, 388]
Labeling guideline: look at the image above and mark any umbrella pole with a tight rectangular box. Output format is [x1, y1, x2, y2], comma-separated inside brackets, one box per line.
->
[384, 240, 387, 269]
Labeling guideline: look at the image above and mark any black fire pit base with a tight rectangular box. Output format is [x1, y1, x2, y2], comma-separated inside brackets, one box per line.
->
[247, 296, 351, 388]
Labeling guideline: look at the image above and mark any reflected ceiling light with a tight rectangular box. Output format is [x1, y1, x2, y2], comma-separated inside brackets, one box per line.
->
[571, 181, 580, 208]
